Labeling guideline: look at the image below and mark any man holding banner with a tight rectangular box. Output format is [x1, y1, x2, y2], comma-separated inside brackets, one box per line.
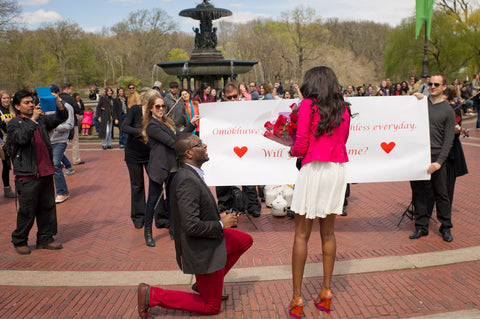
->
[215, 83, 262, 218]
[410, 73, 456, 242]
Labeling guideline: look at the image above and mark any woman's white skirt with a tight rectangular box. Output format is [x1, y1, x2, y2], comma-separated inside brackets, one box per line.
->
[290, 161, 347, 219]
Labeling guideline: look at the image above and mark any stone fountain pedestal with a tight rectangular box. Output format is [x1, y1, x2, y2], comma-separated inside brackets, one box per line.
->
[157, 0, 257, 90]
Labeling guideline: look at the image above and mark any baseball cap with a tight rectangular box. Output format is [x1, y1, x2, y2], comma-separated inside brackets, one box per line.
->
[49, 84, 60, 93]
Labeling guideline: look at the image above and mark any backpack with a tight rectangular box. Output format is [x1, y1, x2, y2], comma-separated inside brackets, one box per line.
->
[231, 187, 246, 214]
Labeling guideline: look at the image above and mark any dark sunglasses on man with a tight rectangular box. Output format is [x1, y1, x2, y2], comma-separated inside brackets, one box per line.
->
[427, 82, 441, 88]
[225, 94, 238, 100]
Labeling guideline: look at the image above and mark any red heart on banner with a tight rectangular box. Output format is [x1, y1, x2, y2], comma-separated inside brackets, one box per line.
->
[380, 142, 396, 154]
[234, 146, 248, 158]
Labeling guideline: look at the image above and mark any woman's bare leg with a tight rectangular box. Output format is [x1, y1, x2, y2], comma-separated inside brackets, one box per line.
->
[291, 214, 314, 303]
[317, 214, 336, 299]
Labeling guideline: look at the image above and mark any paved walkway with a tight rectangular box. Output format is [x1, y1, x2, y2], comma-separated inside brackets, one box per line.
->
[0, 119, 479, 318]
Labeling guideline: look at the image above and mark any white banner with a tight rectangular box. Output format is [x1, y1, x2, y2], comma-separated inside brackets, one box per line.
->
[199, 96, 431, 186]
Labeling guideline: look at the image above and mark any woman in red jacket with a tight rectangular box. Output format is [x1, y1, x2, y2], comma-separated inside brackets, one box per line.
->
[288, 66, 352, 318]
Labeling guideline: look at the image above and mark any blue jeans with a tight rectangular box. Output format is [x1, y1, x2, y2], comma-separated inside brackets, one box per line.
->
[61, 155, 72, 169]
[52, 143, 69, 196]
[102, 122, 113, 147]
[93, 115, 100, 133]
[118, 114, 127, 147]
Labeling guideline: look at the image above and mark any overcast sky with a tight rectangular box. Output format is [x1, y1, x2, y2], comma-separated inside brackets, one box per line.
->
[16, 0, 417, 33]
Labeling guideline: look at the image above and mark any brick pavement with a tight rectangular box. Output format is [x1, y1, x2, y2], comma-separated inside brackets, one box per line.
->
[0, 119, 479, 318]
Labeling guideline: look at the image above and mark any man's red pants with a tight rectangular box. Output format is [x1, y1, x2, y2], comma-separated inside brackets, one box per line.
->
[148, 228, 253, 315]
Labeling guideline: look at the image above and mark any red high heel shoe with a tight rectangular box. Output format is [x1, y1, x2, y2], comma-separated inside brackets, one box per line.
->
[288, 296, 304, 319]
[314, 290, 332, 313]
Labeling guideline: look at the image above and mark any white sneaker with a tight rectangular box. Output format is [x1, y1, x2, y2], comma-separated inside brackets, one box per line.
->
[64, 168, 76, 176]
[55, 194, 70, 203]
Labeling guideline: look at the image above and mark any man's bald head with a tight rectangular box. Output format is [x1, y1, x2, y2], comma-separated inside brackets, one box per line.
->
[175, 133, 195, 163]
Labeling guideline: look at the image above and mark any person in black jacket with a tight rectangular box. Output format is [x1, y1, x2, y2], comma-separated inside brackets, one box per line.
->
[141, 94, 199, 247]
[114, 87, 128, 149]
[137, 133, 252, 317]
[0, 90, 16, 198]
[97, 87, 116, 150]
[120, 90, 157, 229]
[7, 89, 67, 255]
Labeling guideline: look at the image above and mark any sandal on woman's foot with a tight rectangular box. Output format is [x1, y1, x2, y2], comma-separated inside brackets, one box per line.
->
[288, 296, 304, 319]
[314, 290, 333, 313]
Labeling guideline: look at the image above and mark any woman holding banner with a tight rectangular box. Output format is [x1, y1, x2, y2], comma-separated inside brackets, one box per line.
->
[288, 66, 352, 318]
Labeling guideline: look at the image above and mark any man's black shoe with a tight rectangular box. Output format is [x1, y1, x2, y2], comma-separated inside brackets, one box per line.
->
[441, 229, 453, 242]
[409, 229, 429, 239]
[249, 211, 261, 218]
[340, 208, 347, 216]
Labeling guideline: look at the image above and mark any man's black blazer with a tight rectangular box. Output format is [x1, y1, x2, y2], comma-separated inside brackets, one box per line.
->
[170, 163, 226, 275]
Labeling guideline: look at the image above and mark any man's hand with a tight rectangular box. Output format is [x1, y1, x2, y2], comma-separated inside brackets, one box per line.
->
[98, 117, 101, 123]
[219, 212, 238, 229]
[56, 95, 64, 110]
[32, 105, 43, 121]
[413, 92, 424, 100]
[427, 162, 441, 174]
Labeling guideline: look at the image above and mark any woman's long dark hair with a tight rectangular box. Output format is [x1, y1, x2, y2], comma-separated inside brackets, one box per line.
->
[300, 66, 351, 137]
[195, 82, 210, 102]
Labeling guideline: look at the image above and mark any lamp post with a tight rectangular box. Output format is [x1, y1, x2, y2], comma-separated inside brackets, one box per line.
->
[421, 20, 429, 78]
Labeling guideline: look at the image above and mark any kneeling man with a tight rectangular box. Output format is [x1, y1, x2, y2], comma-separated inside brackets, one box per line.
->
[138, 133, 253, 317]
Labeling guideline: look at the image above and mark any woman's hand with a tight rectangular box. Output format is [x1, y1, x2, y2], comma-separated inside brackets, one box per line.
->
[191, 115, 201, 124]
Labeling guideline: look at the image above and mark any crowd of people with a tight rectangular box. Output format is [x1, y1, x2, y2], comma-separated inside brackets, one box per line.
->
[0, 68, 475, 318]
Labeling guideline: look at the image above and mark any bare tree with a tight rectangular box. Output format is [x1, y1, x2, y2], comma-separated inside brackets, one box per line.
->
[40, 20, 84, 83]
[0, 0, 21, 32]
[281, 6, 325, 79]
[112, 8, 175, 81]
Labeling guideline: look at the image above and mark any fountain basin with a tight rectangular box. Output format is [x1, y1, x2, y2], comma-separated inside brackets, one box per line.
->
[157, 60, 257, 77]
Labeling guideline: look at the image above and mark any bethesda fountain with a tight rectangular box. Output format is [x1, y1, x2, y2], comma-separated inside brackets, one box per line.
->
[157, 0, 257, 90]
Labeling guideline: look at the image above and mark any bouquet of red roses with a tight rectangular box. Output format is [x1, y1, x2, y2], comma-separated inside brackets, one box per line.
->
[263, 103, 299, 146]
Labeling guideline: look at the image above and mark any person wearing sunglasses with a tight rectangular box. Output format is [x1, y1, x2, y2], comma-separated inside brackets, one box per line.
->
[141, 95, 200, 247]
[215, 83, 262, 218]
[137, 133, 252, 317]
[126, 83, 141, 109]
[410, 73, 456, 242]
[120, 90, 160, 230]
[248, 82, 259, 100]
